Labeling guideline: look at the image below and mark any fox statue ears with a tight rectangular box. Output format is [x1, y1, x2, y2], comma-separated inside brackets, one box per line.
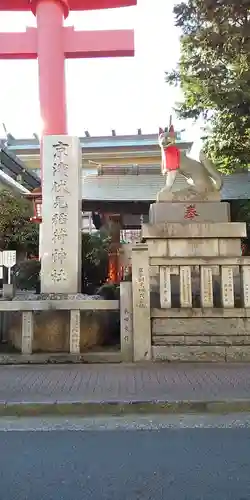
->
[158, 127, 168, 135]
[158, 124, 175, 137]
[169, 124, 175, 138]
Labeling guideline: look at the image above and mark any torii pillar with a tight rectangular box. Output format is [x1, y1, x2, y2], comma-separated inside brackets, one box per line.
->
[0, 0, 136, 141]
[0, 0, 136, 287]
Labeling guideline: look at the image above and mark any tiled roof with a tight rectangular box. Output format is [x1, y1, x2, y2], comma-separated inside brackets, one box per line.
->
[82, 171, 250, 201]
[4, 134, 191, 153]
[0, 170, 30, 195]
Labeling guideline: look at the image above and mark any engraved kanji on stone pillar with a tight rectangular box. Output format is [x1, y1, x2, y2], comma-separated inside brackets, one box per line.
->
[132, 245, 151, 361]
[21, 311, 34, 354]
[120, 281, 133, 362]
[180, 266, 192, 307]
[200, 266, 214, 308]
[221, 266, 234, 308]
[70, 310, 81, 354]
[241, 266, 250, 308]
[41, 136, 82, 293]
[160, 266, 171, 308]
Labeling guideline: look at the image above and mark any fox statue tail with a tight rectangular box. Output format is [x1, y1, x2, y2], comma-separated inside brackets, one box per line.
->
[199, 151, 223, 191]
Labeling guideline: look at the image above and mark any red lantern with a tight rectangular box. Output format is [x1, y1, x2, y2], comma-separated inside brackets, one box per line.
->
[25, 188, 42, 224]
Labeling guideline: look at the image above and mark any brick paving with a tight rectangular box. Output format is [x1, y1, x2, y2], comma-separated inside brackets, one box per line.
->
[0, 363, 250, 403]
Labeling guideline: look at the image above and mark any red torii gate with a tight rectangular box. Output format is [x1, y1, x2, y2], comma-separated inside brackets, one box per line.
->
[0, 0, 136, 136]
[1, 0, 136, 281]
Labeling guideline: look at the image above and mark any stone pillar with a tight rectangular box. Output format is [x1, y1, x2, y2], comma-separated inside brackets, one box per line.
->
[41, 135, 82, 293]
[221, 266, 234, 307]
[34, 0, 68, 135]
[159, 266, 171, 308]
[200, 266, 214, 307]
[70, 310, 81, 354]
[180, 266, 192, 307]
[120, 280, 133, 361]
[21, 311, 34, 354]
[241, 266, 250, 308]
[131, 245, 151, 361]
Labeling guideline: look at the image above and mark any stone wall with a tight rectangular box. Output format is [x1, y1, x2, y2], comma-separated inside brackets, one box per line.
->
[152, 315, 250, 362]
[131, 217, 250, 363]
[8, 310, 111, 353]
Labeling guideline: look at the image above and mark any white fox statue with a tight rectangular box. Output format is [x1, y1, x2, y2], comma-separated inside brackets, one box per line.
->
[157, 122, 223, 202]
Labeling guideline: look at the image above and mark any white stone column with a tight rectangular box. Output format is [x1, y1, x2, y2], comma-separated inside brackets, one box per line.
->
[40, 136, 82, 293]
[200, 266, 214, 308]
[21, 311, 33, 354]
[241, 266, 250, 308]
[180, 266, 192, 307]
[120, 281, 133, 362]
[160, 266, 171, 308]
[132, 245, 151, 361]
[70, 310, 81, 354]
[221, 266, 234, 308]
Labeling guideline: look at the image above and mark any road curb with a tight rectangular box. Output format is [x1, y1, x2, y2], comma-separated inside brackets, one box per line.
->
[1, 400, 250, 416]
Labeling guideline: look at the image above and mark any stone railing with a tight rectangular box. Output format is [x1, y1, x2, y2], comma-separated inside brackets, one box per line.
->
[0, 289, 134, 362]
[150, 257, 250, 310]
[131, 244, 250, 363]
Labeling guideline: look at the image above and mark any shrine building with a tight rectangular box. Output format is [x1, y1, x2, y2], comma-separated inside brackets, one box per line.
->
[1, 129, 250, 234]
[2, 128, 250, 280]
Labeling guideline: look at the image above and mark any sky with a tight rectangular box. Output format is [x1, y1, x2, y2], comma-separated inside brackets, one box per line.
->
[0, 0, 198, 140]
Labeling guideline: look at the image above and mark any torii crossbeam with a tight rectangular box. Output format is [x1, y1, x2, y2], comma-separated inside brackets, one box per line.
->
[0, 0, 136, 135]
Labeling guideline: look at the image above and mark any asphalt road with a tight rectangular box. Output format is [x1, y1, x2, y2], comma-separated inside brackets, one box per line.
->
[1, 415, 250, 500]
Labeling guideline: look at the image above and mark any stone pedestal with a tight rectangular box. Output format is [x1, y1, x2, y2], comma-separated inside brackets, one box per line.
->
[131, 194, 250, 362]
[143, 222, 245, 258]
[40, 135, 82, 294]
[146, 198, 243, 260]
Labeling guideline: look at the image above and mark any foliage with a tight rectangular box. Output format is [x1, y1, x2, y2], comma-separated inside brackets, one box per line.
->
[166, 0, 250, 172]
[97, 283, 120, 300]
[81, 231, 110, 293]
[0, 190, 39, 254]
[13, 259, 41, 291]
[231, 200, 250, 225]
[12, 231, 110, 292]
[230, 200, 250, 254]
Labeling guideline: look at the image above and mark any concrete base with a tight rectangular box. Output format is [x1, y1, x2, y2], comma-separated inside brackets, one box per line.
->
[0, 351, 122, 364]
[149, 202, 230, 224]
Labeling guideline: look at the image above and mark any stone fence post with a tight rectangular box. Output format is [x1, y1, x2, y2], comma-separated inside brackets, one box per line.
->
[21, 311, 34, 354]
[120, 280, 133, 362]
[131, 245, 151, 361]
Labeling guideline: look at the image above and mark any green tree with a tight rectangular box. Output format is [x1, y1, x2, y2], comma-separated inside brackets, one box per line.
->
[81, 231, 110, 293]
[13, 231, 110, 292]
[166, 0, 250, 172]
[0, 190, 39, 254]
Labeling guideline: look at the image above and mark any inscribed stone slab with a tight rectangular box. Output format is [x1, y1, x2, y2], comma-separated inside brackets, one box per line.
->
[41, 135, 82, 293]
[149, 202, 230, 224]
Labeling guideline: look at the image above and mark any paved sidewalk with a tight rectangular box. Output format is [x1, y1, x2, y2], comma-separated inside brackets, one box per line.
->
[1, 363, 250, 405]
